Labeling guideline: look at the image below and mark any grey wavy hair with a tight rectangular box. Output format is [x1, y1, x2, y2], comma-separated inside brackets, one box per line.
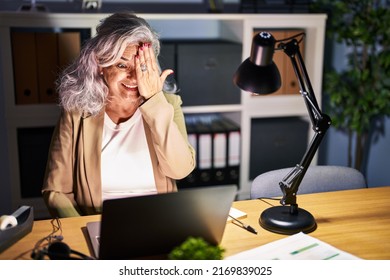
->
[57, 12, 177, 116]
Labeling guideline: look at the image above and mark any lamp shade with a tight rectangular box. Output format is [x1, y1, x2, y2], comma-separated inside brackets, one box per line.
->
[233, 32, 281, 94]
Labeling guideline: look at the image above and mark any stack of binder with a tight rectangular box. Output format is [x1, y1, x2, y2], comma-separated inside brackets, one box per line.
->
[177, 114, 240, 189]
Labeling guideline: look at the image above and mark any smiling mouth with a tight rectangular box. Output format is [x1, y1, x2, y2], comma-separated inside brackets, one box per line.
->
[122, 83, 138, 90]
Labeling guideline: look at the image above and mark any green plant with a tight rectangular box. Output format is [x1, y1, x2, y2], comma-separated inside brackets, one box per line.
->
[312, 0, 390, 171]
[168, 237, 225, 260]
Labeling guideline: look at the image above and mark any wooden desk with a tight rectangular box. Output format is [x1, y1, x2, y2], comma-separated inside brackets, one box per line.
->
[222, 186, 390, 260]
[1, 186, 390, 260]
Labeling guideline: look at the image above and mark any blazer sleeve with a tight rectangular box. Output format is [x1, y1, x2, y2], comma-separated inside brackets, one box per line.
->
[140, 91, 196, 179]
[42, 110, 82, 217]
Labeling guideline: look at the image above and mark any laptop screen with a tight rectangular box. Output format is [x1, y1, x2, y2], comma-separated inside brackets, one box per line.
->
[87, 185, 237, 259]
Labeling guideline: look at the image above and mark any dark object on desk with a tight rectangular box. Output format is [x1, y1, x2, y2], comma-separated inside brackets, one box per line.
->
[229, 215, 257, 235]
[86, 185, 237, 259]
[233, 31, 331, 235]
[33, 241, 94, 260]
[0, 206, 34, 253]
[30, 217, 94, 260]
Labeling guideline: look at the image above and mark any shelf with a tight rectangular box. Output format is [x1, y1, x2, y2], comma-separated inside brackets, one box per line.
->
[0, 12, 327, 217]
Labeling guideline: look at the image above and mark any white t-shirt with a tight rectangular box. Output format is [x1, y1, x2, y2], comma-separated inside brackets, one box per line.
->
[101, 109, 157, 201]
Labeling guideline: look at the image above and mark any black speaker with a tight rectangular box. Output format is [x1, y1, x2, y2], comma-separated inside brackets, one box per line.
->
[250, 116, 309, 180]
[17, 126, 55, 198]
[177, 40, 242, 106]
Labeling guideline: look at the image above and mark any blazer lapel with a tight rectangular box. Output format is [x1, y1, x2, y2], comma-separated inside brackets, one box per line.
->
[82, 110, 104, 211]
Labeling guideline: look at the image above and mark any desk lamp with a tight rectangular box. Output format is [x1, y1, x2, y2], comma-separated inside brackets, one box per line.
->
[233, 32, 331, 235]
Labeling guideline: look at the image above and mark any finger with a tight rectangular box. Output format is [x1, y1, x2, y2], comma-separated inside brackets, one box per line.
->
[160, 69, 174, 84]
[138, 44, 148, 67]
[137, 48, 150, 75]
[135, 54, 144, 77]
[147, 43, 158, 72]
[142, 43, 153, 70]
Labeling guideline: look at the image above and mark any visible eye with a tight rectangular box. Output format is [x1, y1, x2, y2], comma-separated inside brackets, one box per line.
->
[116, 63, 127, 70]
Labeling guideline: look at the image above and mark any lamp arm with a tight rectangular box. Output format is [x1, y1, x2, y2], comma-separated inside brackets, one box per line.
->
[277, 39, 331, 208]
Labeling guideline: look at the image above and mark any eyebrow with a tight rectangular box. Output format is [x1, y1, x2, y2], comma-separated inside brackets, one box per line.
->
[120, 52, 138, 62]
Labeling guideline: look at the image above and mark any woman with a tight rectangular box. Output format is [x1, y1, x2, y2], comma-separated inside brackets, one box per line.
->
[42, 12, 196, 218]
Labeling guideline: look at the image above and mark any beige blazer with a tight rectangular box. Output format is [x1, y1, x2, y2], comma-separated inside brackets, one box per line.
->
[42, 92, 196, 218]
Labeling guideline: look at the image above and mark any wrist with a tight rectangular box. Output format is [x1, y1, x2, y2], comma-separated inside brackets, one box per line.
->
[140, 91, 163, 105]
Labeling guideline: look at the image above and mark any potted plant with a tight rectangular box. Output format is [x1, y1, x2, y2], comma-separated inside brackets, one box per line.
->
[168, 237, 225, 260]
[312, 0, 390, 172]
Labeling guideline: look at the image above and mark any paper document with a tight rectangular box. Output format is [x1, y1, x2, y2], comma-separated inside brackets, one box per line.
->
[227, 207, 247, 222]
[225, 232, 361, 260]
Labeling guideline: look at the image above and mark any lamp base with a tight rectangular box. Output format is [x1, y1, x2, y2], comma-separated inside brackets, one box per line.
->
[259, 206, 317, 235]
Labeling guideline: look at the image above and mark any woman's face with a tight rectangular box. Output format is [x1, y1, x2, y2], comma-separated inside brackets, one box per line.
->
[102, 44, 140, 103]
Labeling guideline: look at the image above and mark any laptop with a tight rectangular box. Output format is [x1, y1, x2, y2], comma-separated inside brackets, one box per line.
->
[86, 185, 237, 259]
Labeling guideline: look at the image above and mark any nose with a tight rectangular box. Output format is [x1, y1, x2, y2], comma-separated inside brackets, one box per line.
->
[127, 67, 137, 80]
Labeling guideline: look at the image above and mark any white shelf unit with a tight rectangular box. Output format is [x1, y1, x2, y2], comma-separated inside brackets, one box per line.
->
[0, 12, 327, 218]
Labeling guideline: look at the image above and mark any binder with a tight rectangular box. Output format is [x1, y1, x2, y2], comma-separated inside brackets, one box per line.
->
[210, 117, 228, 185]
[58, 32, 81, 70]
[11, 32, 39, 104]
[177, 115, 199, 188]
[194, 115, 213, 186]
[177, 114, 240, 189]
[11, 31, 82, 105]
[36, 32, 58, 103]
[219, 117, 240, 185]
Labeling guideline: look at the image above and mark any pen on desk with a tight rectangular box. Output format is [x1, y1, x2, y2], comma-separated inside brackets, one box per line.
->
[229, 215, 257, 235]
